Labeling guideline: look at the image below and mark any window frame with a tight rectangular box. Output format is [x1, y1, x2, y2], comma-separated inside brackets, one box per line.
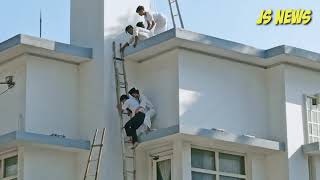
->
[191, 146, 247, 180]
[0, 150, 18, 180]
[152, 155, 173, 180]
[304, 95, 320, 144]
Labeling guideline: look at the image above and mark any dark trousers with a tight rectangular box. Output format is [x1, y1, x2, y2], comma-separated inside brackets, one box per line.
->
[124, 112, 145, 144]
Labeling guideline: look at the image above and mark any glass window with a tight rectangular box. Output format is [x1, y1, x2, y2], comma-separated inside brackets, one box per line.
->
[306, 96, 320, 143]
[191, 148, 246, 180]
[4, 156, 18, 178]
[219, 153, 245, 175]
[192, 171, 216, 180]
[156, 159, 171, 180]
[191, 149, 215, 170]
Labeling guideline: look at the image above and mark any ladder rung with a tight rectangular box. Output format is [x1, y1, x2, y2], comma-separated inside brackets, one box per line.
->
[115, 57, 125, 61]
[92, 144, 103, 147]
[170, 0, 176, 3]
[115, 58, 124, 62]
[125, 156, 134, 159]
[89, 159, 99, 162]
[125, 170, 136, 174]
[85, 174, 96, 177]
[120, 86, 127, 89]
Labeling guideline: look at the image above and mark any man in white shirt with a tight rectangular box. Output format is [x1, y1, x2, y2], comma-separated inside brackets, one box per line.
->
[120, 25, 151, 52]
[129, 88, 156, 132]
[118, 95, 145, 147]
[136, 5, 167, 35]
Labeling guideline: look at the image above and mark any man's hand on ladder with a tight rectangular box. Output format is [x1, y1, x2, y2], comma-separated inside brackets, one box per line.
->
[117, 103, 123, 112]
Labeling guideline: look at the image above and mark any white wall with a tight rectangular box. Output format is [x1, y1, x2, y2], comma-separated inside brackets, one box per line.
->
[283, 65, 320, 180]
[22, 147, 77, 180]
[71, 0, 150, 179]
[249, 153, 267, 180]
[310, 156, 320, 180]
[178, 50, 270, 139]
[265, 65, 287, 142]
[24, 55, 80, 139]
[0, 57, 26, 135]
[265, 152, 289, 180]
[126, 50, 180, 129]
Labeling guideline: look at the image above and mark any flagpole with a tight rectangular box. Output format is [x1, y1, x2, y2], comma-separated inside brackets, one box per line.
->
[40, 10, 42, 38]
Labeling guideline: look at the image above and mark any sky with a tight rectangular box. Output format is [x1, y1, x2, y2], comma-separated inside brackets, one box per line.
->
[1, 0, 320, 52]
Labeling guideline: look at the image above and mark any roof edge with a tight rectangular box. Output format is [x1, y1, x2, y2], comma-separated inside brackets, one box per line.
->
[0, 34, 93, 60]
[124, 28, 320, 64]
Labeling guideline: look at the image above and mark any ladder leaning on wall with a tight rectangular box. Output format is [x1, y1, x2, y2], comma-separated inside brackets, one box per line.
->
[83, 128, 106, 180]
[168, 0, 185, 28]
[113, 41, 136, 180]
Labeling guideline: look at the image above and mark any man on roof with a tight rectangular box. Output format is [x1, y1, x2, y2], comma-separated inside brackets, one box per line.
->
[120, 25, 151, 52]
[136, 5, 167, 35]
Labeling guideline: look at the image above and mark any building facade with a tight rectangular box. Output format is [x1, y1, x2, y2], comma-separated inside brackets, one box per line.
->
[0, 0, 320, 180]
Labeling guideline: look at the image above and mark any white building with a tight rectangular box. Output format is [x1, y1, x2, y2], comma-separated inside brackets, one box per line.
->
[0, 0, 320, 180]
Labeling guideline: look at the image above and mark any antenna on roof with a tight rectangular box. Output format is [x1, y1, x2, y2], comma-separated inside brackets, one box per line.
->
[40, 10, 42, 38]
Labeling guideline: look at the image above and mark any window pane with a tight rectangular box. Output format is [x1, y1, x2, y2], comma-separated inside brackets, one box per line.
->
[220, 176, 245, 180]
[192, 172, 216, 180]
[219, 153, 245, 175]
[4, 156, 17, 177]
[157, 159, 171, 180]
[191, 149, 215, 170]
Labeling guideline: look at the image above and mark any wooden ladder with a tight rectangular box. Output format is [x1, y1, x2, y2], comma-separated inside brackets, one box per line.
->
[83, 128, 106, 180]
[113, 42, 136, 180]
[168, 0, 185, 28]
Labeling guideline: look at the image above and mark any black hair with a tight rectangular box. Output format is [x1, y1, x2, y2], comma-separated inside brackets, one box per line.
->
[136, 22, 145, 28]
[125, 25, 133, 33]
[120, 94, 129, 102]
[136, 5, 145, 13]
[129, 88, 140, 96]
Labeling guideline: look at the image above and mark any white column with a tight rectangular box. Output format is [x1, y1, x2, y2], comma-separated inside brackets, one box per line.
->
[172, 140, 191, 180]
[310, 156, 320, 180]
[71, 0, 150, 180]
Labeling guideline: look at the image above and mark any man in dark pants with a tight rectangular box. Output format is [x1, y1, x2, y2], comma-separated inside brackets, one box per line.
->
[118, 95, 145, 148]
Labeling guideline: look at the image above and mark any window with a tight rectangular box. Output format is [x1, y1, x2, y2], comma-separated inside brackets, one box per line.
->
[153, 156, 172, 180]
[0, 151, 18, 180]
[191, 148, 246, 180]
[306, 95, 320, 143]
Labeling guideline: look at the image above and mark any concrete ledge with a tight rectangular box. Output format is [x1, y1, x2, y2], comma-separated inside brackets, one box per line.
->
[181, 126, 285, 152]
[139, 125, 179, 142]
[139, 125, 284, 152]
[303, 142, 320, 155]
[124, 28, 320, 70]
[0, 131, 90, 152]
[0, 34, 93, 65]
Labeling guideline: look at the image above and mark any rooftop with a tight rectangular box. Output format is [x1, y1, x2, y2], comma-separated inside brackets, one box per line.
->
[0, 34, 92, 65]
[125, 28, 320, 70]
